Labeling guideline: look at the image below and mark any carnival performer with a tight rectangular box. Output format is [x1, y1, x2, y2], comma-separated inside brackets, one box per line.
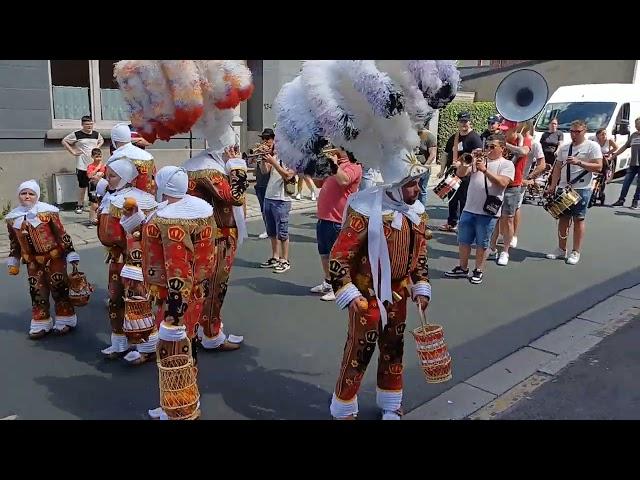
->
[273, 60, 460, 419]
[110, 122, 156, 194]
[183, 145, 248, 351]
[98, 154, 158, 364]
[5, 180, 81, 338]
[140, 166, 216, 420]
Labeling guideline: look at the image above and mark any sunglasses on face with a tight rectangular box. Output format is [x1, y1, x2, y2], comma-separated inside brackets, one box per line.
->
[569, 129, 585, 134]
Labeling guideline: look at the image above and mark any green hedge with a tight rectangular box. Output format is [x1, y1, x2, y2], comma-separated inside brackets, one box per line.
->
[436, 102, 497, 163]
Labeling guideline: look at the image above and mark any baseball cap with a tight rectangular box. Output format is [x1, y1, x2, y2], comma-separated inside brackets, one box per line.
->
[499, 119, 518, 131]
[457, 112, 471, 122]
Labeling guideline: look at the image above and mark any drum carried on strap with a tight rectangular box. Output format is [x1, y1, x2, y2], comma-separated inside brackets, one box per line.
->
[543, 186, 581, 219]
[433, 171, 462, 201]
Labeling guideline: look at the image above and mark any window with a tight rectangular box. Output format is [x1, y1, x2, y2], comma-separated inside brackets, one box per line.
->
[49, 60, 129, 128]
[535, 102, 616, 133]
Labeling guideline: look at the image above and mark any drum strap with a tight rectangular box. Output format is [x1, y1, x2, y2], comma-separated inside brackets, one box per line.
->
[565, 144, 590, 186]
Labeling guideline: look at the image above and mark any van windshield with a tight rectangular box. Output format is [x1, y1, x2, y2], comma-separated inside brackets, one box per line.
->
[535, 102, 616, 132]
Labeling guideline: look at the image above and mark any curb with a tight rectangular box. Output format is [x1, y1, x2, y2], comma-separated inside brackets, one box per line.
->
[404, 284, 640, 420]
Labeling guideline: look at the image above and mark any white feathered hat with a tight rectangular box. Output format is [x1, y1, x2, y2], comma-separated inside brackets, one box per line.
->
[275, 60, 460, 188]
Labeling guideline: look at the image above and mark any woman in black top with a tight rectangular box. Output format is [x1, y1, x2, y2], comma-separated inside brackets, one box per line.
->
[539, 117, 564, 167]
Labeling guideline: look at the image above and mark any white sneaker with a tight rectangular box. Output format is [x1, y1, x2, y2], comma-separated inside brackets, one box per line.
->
[311, 192, 317, 201]
[510, 236, 518, 248]
[294, 193, 302, 200]
[258, 232, 268, 239]
[546, 248, 567, 260]
[497, 251, 509, 266]
[321, 291, 336, 301]
[310, 281, 332, 294]
[566, 251, 581, 265]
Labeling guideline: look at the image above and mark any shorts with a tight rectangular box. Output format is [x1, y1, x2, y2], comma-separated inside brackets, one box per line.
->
[76, 169, 89, 189]
[457, 211, 498, 249]
[501, 186, 523, 217]
[316, 219, 342, 256]
[556, 187, 592, 220]
[263, 198, 291, 241]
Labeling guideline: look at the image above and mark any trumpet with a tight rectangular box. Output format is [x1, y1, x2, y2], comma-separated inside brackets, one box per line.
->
[244, 141, 273, 159]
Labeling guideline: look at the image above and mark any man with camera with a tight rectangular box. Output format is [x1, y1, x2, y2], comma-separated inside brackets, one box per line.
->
[444, 134, 515, 284]
[309, 147, 362, 301]
[259, 140, 296, 273]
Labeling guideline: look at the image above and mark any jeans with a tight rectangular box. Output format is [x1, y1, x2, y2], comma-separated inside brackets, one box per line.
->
[619, 165, 640, 203]
[263, 198, 291, 241]
[448, 179, 468, 227]
[418, 169, 431, 207]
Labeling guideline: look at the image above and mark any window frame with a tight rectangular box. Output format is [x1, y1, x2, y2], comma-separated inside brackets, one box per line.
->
[49, 60, 126, 130]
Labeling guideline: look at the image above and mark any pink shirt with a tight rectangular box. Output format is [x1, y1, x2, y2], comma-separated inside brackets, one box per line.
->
[317, 158, 362, 224]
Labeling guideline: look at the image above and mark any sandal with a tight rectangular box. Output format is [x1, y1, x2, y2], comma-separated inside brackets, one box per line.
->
[439, 224, 455, 232]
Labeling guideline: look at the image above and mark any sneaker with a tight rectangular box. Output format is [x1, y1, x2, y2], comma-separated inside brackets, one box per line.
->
[545, 248, 567, 260]
[469, 269, 484, 284]
[611, 199, 625, 207]
[311, 192, 317, 201]
[75, 207, 83, 214]
[497, 251, 509, 266]
[486, 248, 498, 260]
[444, 266, 469, 278]
[294, 193, 302, 200]
[86, 224, 94, 229]
[510, 236, 518, 248]
[321, 291, 336, 301]
[310, 281, 332, 294]
[631, 201, 639, 210]
[258, 232, 269, 239]
[566, 251, 581, 265]
[260, 257, 280, 268]
[273, 259, 291, 273]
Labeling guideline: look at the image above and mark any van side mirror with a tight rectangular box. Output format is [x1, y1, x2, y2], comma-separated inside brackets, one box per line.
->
[617, 120, 630, 136]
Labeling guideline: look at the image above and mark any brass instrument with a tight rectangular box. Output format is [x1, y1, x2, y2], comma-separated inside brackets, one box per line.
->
[244, 141, 273, 159]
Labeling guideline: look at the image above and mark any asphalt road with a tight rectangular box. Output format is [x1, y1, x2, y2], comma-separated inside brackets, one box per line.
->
[0, 179, 638, 419]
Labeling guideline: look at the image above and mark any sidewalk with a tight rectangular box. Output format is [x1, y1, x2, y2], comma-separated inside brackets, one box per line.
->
[0, 186, 318, 257]
[496, 310, 640, 420]
[406, 284, 640, 420]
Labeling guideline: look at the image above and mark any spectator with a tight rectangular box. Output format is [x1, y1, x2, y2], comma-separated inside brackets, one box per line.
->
[416, 128, 437, 207]
[610, 117, 640, 209]
[480, 115, 502, 143]
[61, 116, 104, 214]
[309, 148, 362, 301]
[517, 122, 546, 239]
[438, 112, 483, 232]
[294, 173, 317, 201]
[259, 145, 296, 273]
[253, 128, 276, 239]
[86, 148, 106, 227]
[545, 120, 602, 265]
[540, 117, 563, 168]
[589, 128, 618, 201]
[488, 119, 530, 265]
[444, 134, 515, 284]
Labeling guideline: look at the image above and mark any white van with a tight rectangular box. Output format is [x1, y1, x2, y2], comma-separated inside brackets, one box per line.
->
[534, 84, 640, 173]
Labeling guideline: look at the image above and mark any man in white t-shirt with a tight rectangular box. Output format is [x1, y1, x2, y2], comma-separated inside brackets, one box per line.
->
[545, 119, 602, 265]
[61, 115, 104, 214]
[259, 148, 296, 273]
[444, 134, 515, 284]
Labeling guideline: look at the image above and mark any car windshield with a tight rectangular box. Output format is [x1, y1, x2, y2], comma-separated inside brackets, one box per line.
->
[535, 102, 616, 132]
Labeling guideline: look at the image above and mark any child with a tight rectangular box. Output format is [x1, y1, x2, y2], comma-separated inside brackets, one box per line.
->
[87, 148, 105, 227]
[5, 180, 81, 339]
